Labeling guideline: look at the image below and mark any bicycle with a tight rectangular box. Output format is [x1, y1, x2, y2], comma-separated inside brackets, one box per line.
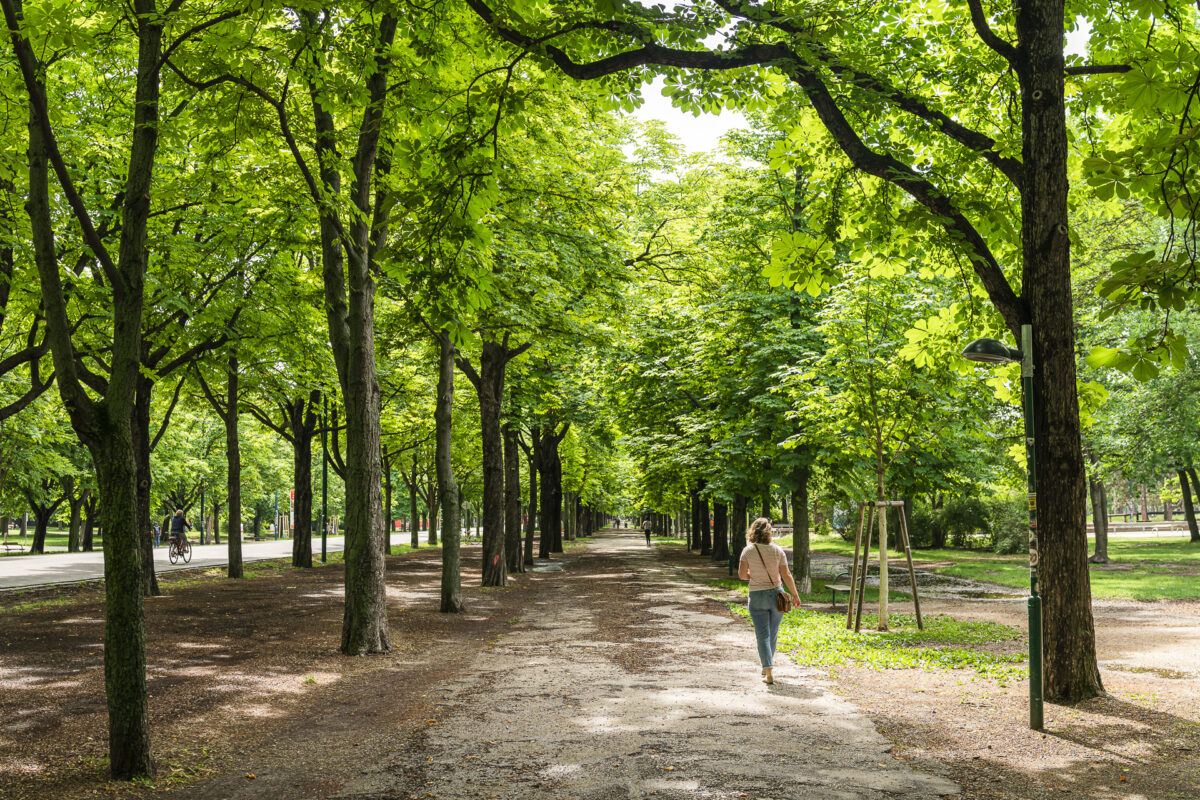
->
[168, 535, 192, 564]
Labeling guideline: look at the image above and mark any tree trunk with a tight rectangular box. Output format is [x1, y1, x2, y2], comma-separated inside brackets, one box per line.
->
[336, 278, 390, 653]
[712, 501, 729, 563]
[761, 483, 771, 519]
[83, 493, 98, 551]
[791, 465, 811, 594]
[93, 431, 154, 780]
[290, 393, 317, 568]
[689, 488, 699, 550]
[473, 340, 507, 587]
[225, 352, 244, 579]
[549, 443, 564, 554]
[729, 494, 748, 571]
[1015, 0, 1103, 703]
[538, 430, 552, 559]
[382, 452, 392, 555]
[504, 423, 523, 574]
[409, 455, 420, 549]
[133, 379, 160, 595]
[1186, 468, 1200, 543]
[28, 500, 52, 554]
[1181, 469, 1200, 543]
[436, 331, 462, 612]
[525, 427, 539, 565]
[64, 476, 83, 553]
[427, 472, 438, 545]
[1086, 452, 1108, 564]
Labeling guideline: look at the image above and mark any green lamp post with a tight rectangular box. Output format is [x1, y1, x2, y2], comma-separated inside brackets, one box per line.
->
[962, 324, 1043, 731]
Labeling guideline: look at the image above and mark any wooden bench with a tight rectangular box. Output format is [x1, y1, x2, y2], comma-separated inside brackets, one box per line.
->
[1, 542, 25, 553]
[827, 571, 852, 607]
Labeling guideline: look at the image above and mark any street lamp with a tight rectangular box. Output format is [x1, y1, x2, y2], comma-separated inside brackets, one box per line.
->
[961, 324, 1043, 731]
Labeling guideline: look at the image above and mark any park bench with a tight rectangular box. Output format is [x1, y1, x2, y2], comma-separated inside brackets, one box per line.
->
[1, 542, 25, 553]
[827, 571, 852, 607]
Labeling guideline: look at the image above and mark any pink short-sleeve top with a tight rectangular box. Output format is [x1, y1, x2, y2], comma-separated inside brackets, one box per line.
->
[740, 542, 788, 591]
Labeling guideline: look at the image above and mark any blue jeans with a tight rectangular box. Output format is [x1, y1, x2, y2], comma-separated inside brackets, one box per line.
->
[748, 588, 784, 668]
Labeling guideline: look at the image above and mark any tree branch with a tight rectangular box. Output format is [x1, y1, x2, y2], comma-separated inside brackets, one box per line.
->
[964, 0, 1017, 62]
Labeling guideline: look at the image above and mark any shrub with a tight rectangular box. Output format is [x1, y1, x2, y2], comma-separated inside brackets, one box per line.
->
[941, 496, 990, 548]
[908, 507, 942, 548]
[987, 495, 1027, 554]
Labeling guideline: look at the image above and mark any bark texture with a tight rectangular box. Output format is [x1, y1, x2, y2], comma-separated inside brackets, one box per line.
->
[436, 332, 463, 612]
[503, 423, 523, 574]
[791, 465, 812, 594]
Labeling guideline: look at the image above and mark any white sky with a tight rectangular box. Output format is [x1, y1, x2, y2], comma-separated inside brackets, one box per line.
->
[628, 78, 747, 154]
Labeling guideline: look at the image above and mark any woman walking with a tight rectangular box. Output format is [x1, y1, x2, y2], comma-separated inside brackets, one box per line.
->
[738, 517, 802, 684]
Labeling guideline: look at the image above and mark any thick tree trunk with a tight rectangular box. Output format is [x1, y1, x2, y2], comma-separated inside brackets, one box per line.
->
[225, 353, 244, 579]
[504, 423, 523, 574]
[712, 501, 729, 563]
[791, 465, 811, 594]
[29, 501, 52, 553]
[436, 331, 462, 612]
[525, 427, 539, 565]
[473, 340, 507, 586]
[1017, 0, 1102, 702]
[334, 257, 391, 652]
[93, 432, 153, 780]
[699, 480, 711, 555]
[339, 334, 390, 651]
[1180, 470, 1200, 543]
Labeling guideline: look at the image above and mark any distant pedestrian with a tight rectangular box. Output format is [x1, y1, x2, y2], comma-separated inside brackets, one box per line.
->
[152, 522, 161, 547]
[738, 517, 801, 685]
[642, 518, 652, 546]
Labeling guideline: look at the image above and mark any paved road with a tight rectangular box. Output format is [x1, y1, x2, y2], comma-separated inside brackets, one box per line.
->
[0, 536, 347, 591]
[346, 531, 959, 800]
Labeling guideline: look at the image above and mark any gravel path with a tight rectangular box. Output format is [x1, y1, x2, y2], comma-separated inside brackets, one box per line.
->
[341, 531, 959, 800]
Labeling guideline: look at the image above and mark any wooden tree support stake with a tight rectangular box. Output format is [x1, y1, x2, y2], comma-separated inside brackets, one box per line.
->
[848, 500, 924, 632]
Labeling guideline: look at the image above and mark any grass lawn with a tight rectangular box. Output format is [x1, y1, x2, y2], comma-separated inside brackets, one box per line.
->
[712, 579, 1027, 684]
[785, 533, 1200, 601]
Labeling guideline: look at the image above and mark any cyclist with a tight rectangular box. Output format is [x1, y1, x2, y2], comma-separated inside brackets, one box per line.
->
[169, 509, 192, 550]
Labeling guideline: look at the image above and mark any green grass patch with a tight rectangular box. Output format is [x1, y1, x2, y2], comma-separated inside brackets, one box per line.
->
[799, 533, 1200, 601]
[652, 536, 688, 547]
[709, 576, 910, 604]
[713, 579, 1026, 684]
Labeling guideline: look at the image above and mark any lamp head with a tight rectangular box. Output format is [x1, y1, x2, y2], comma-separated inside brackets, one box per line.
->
[961, 338, 1022, 364]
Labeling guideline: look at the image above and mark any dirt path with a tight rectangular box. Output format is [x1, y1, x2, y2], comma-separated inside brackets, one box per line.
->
[330, 531, 958, 800]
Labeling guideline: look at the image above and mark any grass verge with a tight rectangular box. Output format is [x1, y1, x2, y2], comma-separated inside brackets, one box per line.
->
[785, 534, 1200, 601]
[713, 580, 1027, 685]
